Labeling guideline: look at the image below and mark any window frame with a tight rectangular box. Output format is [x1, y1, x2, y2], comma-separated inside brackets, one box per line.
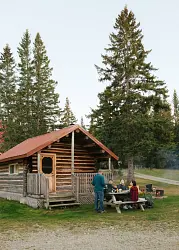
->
[9, 164, 19, 175]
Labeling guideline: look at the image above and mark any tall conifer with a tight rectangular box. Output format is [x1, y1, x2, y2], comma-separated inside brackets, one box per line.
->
[60, 97, 77, 127]
[32, 33, 60, 135]
[0, 44, 17, 150]
[17, 30, 34, 142]
[90, 6, 172, 182]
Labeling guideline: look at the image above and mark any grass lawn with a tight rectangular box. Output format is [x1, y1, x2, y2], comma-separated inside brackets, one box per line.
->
[114, 176, 179, 196]
[135, 168, 179, 181]
[1, 193, 179, 232]
[135, 178, 179, 196]
[1, 176, 179, 233]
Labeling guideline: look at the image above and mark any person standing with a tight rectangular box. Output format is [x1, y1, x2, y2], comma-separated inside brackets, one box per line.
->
[92, 170, 105, 213]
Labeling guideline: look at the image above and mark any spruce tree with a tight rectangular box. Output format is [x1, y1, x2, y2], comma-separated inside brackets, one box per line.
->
[16, 30, 34, 142]
[80, 116, 86, 129]
[32, 33, 60, 135]
[172, 89, 179, 149]
[90, 6, 172, 182]
[0, 44, 17, 150]
[173, 89, 179, 124]
[60, 97, 77, 127]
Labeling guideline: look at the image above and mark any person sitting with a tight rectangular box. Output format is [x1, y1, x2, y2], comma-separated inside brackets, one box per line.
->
[103, 179, 117, 202]
[117, 179, 128, 191]
[130, 180, 139, 201]
[106, 179, 117, 192]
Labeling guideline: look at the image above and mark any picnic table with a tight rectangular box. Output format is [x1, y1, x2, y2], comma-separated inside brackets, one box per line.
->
[104, 190, 147, 213]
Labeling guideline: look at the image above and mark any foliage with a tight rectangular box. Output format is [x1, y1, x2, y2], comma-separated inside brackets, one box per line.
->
[16, 30, 34, 143]
[80, 116, 86, 129]
[0, 30, 61, 150]
[32, 32, 60, 135]
[60, 97, 77, 127]
[89, 6, 173, 180]
[0, 44, 17, 150]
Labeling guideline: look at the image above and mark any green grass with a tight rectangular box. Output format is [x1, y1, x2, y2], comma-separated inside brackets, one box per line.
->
[1, 175, 179, 232]
[1, 195, 179, 232]
[135, 168, 179, 181]
[114, 176, 179, 196]
[135, 178, 179, 196]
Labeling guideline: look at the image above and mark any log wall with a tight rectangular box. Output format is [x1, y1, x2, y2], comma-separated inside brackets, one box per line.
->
[31, 139, 96, 192]
[0, 160, 24, 193]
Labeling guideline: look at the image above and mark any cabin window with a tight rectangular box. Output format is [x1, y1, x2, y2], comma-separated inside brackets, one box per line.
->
[9, 164, 19, 174]
[42, 157, 53, 174]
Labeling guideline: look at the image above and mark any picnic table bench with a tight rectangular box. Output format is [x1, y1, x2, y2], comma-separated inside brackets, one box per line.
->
[104, 191, 147, 213]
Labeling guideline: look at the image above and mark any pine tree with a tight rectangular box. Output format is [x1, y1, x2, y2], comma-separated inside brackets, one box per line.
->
[60, 97, 77, 127]
[32, 33, 60, 135]
[0, 44, 17, 150]
[16, 30, 34, 142]
[90, 6, 172, 182]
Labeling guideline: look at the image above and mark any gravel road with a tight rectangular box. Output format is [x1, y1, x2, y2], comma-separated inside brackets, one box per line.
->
[1, 224, 179, 250]
[135, 173, 179, 185]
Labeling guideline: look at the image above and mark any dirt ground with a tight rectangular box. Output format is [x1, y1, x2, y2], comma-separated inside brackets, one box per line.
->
[1, 223, 179, 250]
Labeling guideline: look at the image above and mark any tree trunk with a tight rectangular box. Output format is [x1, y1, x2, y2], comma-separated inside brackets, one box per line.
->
[127, 156, 134, 184]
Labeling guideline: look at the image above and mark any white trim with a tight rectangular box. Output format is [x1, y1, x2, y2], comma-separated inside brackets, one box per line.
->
[108, 157, 111, 171]
[71, 131, 74, 174]
[9, 163, 19, 175]
[37, 153, 41, 173]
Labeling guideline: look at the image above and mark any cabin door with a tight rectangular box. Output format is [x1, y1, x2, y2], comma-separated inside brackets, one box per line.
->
[40, 153, 56, 193]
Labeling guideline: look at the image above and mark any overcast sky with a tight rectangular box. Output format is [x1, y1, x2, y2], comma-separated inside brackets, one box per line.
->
[0, 0, 179, 124]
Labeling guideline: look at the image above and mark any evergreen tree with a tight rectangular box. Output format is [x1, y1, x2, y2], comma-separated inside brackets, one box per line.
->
[172, 89, 179, 149]
[32, 33, 60, 135]
[61, 97, 77, 127]
[173, 89, 179, 124]
[80, 116, 86, 129]
[89, 6, 172, 182]
[16, 30, 34, 142]
[0, 44, 17, 150]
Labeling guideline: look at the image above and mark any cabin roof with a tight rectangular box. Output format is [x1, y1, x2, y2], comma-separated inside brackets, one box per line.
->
[0, 125, 119, 163]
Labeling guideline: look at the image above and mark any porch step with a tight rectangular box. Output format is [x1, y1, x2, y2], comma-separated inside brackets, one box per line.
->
[56, 185, 72, 191]
[49, 198, 76, 203]
[49, 203, 80, 209]
[49, 192, 73, 198]
[46, 192, 79, 209]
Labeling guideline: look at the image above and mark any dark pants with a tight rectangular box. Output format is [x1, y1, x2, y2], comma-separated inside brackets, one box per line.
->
[95, 191, 104, 212]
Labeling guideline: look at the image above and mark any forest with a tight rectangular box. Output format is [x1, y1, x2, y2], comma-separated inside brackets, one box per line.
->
[0, 6, 179, 178]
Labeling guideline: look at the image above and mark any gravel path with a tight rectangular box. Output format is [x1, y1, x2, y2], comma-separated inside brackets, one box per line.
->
[1, 224, 179, 250]
[135, 173, 179, 185]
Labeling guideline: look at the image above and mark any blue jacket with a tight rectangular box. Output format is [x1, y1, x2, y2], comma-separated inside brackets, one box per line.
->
[92, 174, 105, 192]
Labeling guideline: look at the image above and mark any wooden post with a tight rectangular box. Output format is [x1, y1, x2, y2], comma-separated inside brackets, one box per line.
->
[71, 131, 75, 175]
[37, 153, 41, 194]
[108, 157, 111, 172]
[37, 153, 40, 173]
[76, 176, 79, 203]
[23, 163, 28, 197]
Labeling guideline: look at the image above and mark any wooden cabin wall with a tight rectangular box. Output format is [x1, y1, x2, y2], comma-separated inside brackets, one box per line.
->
[0, 160, 24, 193]
[31, 138, 96, 192]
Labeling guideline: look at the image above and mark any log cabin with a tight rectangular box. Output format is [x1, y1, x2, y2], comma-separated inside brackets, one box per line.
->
[0, 124, 118, 209]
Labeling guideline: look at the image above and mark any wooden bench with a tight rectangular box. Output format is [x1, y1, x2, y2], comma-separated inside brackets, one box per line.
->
[105, 198, 147, 214]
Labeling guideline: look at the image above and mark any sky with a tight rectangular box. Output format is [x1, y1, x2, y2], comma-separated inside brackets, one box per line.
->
[0, 0, 179, 124]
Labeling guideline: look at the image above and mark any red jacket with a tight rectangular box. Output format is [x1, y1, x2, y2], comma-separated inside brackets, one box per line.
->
[130, 186, 138, 201]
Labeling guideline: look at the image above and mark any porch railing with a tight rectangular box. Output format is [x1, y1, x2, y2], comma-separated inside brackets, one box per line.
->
[27, 173, 49, 206]
[72, 172, 113, 203]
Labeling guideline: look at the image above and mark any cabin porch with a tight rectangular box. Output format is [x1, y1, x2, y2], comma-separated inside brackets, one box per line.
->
[26, 172, 113, 209]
